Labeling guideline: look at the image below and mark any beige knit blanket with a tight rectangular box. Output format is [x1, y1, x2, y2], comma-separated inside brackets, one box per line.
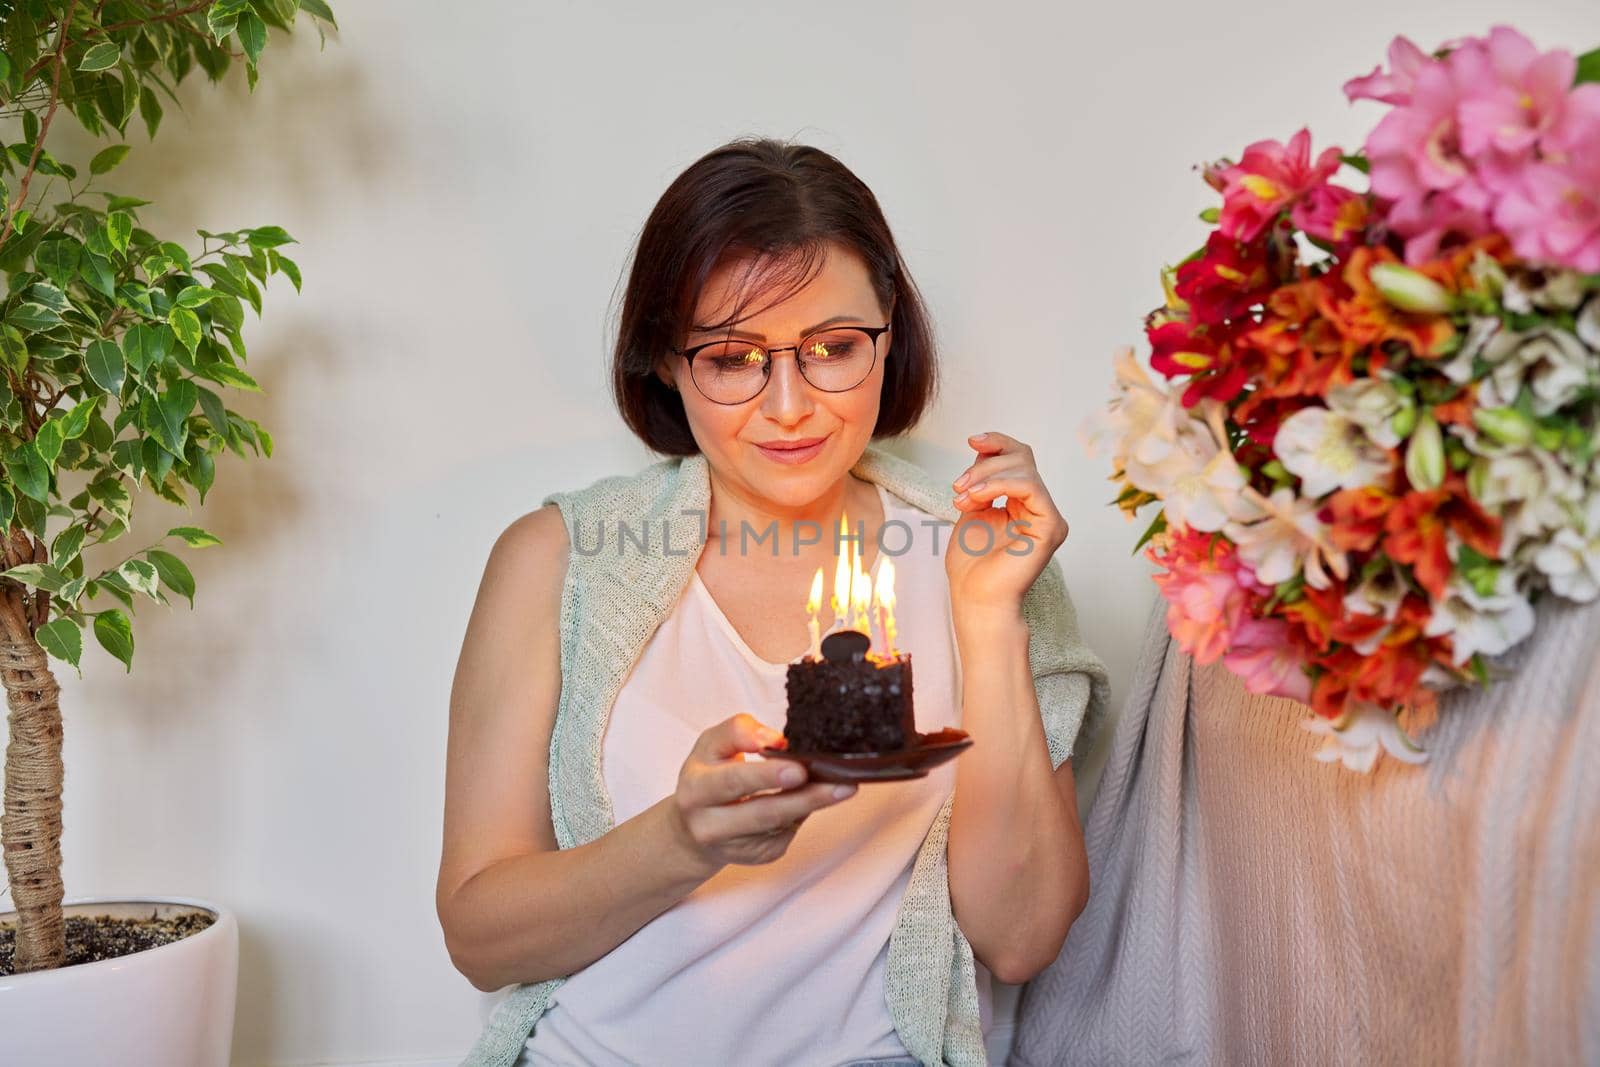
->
[1013, 591, 1600, 1065]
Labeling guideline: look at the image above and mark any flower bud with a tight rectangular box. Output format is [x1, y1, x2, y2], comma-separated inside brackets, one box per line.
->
[1471, 406, 1534, 447]
[1160, 265, 1189, 314]
[1405, 411, 1445, 490]
[1370, 262, 1456, 314]
[1467, 456, 1489, 501]
[1390, 402, 1418, 439]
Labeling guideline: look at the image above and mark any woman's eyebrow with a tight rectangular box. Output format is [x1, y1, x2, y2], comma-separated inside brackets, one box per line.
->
[687, 314, 864, 341]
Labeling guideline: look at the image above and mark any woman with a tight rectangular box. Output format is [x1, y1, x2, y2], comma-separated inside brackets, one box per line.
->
[437, 137, 1110, 1067]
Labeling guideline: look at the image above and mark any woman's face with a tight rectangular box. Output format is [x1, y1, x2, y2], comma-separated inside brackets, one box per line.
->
[657, 242, 891, 512]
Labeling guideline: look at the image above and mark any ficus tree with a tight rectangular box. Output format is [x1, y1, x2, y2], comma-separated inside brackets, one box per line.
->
[0, 0, 335, 973]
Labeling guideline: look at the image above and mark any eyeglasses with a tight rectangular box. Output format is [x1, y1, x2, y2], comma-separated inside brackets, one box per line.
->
[670, 322, 891, 405]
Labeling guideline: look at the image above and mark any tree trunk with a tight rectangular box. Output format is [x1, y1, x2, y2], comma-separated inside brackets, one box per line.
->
[0, 527, 63, 972]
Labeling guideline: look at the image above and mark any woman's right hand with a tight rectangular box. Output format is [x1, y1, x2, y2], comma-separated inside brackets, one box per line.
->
[667, 713, 857, 870]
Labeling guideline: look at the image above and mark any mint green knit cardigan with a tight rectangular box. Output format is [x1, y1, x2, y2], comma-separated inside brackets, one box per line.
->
[462, 440, 1111, 1067]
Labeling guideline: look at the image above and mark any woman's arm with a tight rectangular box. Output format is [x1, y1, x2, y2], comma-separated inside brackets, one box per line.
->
[945, 603, 1090, 985]
[435, 506, 720, 992]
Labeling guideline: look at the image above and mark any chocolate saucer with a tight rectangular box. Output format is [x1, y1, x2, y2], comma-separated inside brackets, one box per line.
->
[759, 728, 973, 784]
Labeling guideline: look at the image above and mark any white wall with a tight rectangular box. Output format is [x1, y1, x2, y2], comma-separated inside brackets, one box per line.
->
[17, 0, 1595, 1063]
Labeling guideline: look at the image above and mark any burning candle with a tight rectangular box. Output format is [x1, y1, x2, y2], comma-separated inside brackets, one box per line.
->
[875, 556, 897, 658]
[806, 567, 823, 661]
[831, 513, 851, 634]
[850, 544, 872, 637]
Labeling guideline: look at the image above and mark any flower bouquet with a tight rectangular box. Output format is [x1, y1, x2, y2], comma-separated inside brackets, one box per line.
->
[1086, 26, 1600, 771]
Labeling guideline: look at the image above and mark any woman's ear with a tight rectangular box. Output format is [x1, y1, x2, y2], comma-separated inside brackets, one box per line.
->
[654, 360, 679, 392]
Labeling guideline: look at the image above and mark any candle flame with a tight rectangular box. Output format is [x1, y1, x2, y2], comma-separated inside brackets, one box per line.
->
[850, 545, 872, 635]
[807, 567, 822, 615]
[831, 513, 851, 628]
[876, 556, 897, 657]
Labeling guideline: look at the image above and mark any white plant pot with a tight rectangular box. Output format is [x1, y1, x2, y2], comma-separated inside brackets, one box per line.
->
[0, 896, 238, 1067]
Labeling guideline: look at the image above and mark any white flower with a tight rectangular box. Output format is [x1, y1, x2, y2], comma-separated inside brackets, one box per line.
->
[1342, 558, 1408, 654]
[1423, 568, 1537, 666]
[1162, 434, 1264, 533]
[1272, 405, 1394, 499]
[1466, 442, 1582, 548]
[1440, 316, 1505, 384]
[1478, 326, 1593, 417]
[1081, 347, 1215, 497]
[1326, 378, 1407, 449]
[1301, 701, 1429, 773]
[1502, 269, 1588, 313]
[1224, 486, 1348, 589]
[1530, 493, 1600, 602]
[1578, 296, 1600, 351]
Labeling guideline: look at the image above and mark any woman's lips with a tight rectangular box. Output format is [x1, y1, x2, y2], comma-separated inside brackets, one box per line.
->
[755, 435, 828, 465]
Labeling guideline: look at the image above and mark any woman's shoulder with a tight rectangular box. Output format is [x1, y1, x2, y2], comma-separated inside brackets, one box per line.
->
[538, 452, 698, 527]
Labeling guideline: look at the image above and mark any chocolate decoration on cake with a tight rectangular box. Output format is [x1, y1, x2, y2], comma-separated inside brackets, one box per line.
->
[820, 629, 871, 663]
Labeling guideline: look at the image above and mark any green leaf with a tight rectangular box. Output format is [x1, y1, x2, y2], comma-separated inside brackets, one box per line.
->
[168, 305, 201, 353]
[35, 237, 82, 289]
[238, 11, 268, 65]
[33, 418, 62, 467]
[1340, 152, 1371, 174]
[0, 325, 28, 375]
[80, 254, 116, 299]
[90, 144, 130, 175]
[8, 302, 63, 333]
[195, 362, 260, 391]
[50, 524, 85, 569]
[146, 548, 195, 607]
[4, 441, 48, 501]
[1576, 47, 1600, 85]
[59, 398, 97, 440]
[122, 323, 169, 374]
[175, 285, 221, 308]
[93, 609, 134, 672]
[189, 446, 215, 504]
[268, 250, 302, 291]
[117, 558, 160, 599]
[300, 0, 338, 26]
[87, 475, 132, 526]
[158, 379, 197, 452]
[1132, 509, 1168, 554]
[78, 41, 121, 73]
[27, 283, 69, 312]
[245, 225, 296, 249]
[208, 0, 250, 39]
[106, 211, 133, 255]
[85, 338, 126, 395]
[138, 85, 163, 140]
[167, 525, 222, 548]
[0, 562, 66, 592]
[36, 617, 83, 671]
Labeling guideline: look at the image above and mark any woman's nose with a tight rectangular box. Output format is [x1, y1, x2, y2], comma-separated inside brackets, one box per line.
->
[761, 352, 814, 422]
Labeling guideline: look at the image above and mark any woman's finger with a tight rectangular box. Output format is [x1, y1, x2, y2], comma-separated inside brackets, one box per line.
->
[689, 756, 805, 808]
[953, 457, 1034, 493]
[696, 713, 780, 763]
[966, 431, 1033, 462]
[701, 782, 854, 839]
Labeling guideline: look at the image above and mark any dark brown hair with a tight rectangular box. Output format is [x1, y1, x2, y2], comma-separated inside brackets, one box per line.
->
[611, 137, 939, 456]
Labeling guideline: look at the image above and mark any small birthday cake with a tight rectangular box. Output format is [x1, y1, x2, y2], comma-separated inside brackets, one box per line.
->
[784, 628, 916, 754]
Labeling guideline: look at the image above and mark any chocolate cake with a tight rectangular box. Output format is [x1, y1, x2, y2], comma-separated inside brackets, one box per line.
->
[784, 629, 916, 754]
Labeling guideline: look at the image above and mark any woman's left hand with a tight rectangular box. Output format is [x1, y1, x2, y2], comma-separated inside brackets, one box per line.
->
[945, 431, 1069, 622]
